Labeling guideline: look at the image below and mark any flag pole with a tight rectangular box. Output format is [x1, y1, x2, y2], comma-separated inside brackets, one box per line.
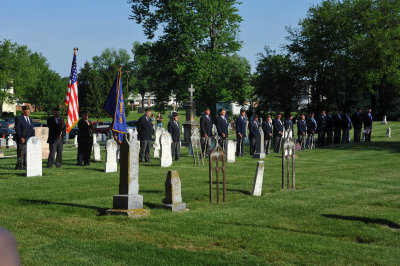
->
[64, 47, 78, 130]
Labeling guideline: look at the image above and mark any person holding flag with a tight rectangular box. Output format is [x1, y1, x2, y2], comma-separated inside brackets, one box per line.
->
[65, 48, 79, 133]
[104, 66, 128, 144]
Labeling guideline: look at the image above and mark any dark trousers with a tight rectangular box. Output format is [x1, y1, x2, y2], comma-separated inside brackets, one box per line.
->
[201, 137, 212, 156]
[326, 130, 333, 145]
[273, 135, 282, 153]
[139, 139, 151, 162]
[354, 128, 361, 142]
[77, 138, 92, 165]
[365, 128, 372, 142]
[236, 136, 244, 156]
[342, 129, 350, 143]
[171, 142, 180, 161]
[318, 129, 326, 146]
[264, 136, 272, 154]
[15, 143, 27, 170]
[298, 134, 306, 150]
[48, 138, 63, 168]
[334, 128, 341, 144]
[250, 137, 256, 155]
[219, 137, 227, 153]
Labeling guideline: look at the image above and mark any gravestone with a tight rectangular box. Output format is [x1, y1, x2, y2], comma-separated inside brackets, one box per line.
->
[162, 170, 187, 211]
[153, 127, 164, 158]
[282, 138, 296, 189]
[182, 84, 199, 145]
[102, 134, 107, 142]
[382, 116, 387, 124]
[92, 134, 97, 145]
[34, 127, 50, 159]
[226, 140, 236, 163]
[191, 128, 203, 165]
[0, 138, 6, 148]
[105, 139, 118, 172]
[26, 137, 42, 177]
[251, 161, 264, 196]
[96, 133, 102, 142]
[160, 131, 173, 167]
[252, 128, 266, 159]
[93, 143, 101, 162]
[0, 151, 4, 158]
[73, 135, 78, 147]
[107, 137, 149, 218]
[7, 135, 15, 148]
[386, 128, 391, 138]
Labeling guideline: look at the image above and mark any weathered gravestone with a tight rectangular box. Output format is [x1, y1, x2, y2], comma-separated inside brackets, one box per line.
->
[0, 151, 4, 158]
[182, 85, 199, 146]
[282, 138, 296, 189]
[73, 135, 78, 147]
[7, 135, 15, 148]
[101, 134, 107, 142]
[382, 116, 387, 124]
[0, 138, 6, 148]
[386, 128, 391, 138]
[96, 133, 102, 143]
[209, 135, 226, 203]
[226, 140, 236, 163]
[92, 134, 97, 145]
[251, 161, 264, 196]
[153, 127, 164, 158]
[252, 128, 266, 159]
[191, 128, 203, 165]
[105, 139, 118, 172]
[93, 143, 101, 162]
[107, 137, 149, 218]
[26, 137, 42, 177]
[162, 170, 187, 211]
[34, 127, 50, 159]
[160, 131, 173, 167]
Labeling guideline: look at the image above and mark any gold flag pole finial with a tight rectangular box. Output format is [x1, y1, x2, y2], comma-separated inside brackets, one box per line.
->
[73, 47, 78, 55]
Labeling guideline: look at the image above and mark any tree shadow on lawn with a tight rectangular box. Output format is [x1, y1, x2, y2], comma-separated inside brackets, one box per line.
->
[20, 199, 109, 216]
[226, 188, 251, 195]
[321, 214, 400, 229]
[318, 141, 400, 153]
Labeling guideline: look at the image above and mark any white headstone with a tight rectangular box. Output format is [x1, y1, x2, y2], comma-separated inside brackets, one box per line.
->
[386, 128, 391, 138]
[153, 127, 164, 158]
[7, 135, 15, 148]
[105, 139, 118, 172]
[0, 138, 6, 148]
[251, 161, 264, 196]
[74, 135, 78, 147]
[92, 134, 97, 145]
[226, 140, 236, 163]
[160, 132, 173, 167]
[93, 143, 101, 162]
[96, 133, 102, 142]
[34, 127, 50, 159]
[382, 116, 387, 124]
[102, 134, 107, 142]
[26, 137, 42, 177]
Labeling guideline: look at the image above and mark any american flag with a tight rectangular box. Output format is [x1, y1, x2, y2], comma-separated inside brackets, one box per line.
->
[65, 50, 79, 133]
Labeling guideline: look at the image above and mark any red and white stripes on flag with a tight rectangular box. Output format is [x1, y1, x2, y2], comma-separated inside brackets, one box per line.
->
[65, 50, 79, 133]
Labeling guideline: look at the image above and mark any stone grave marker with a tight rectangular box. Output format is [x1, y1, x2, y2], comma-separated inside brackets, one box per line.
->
[382, 116, 387, 124]
[162, 170, 187, 211]
[0, 138, 6, 148]
[93, 143, 101, 162]
[226, 140, 236, 163]
[386, 128, 391, 138]
[282, 137, 296, 189]
[92, 134, 97, 145]
[26, 137, 42, 177]
[0, 151, 4, 158]
[107, 137, 149, 218]
[7, 135, 15, 148]
[34, 127, 50, 159]
[252, 128, 266, 159]
[251, 161, 264, 196]
[153, 127, 164, 158]
[105, 139, 118, 172]
[74, 135, 78, 147]
[102, 134, 107, 142]
[160, 131, 173, 167]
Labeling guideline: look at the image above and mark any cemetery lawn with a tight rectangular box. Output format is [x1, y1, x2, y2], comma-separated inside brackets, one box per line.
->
[0, 121, 399, 265]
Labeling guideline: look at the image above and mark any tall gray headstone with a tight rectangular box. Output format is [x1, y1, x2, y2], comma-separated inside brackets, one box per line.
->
[226, 140, 236, 163]
[105, 139, 118, 172]
[107, 137, 149, 218]
[252, 129, 266, 159]
[93, 143, 101, 162]
[160, 131, 173, 167]
[26, 137, 42, 177]
[162, 170, 187, 211]
[251, 161, 264, 196]
[0, 138, 6, 148]
[153, 127, 164, 158]
[386, 128, 391, 138]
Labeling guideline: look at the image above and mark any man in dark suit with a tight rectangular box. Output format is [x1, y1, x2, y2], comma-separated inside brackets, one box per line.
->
[326, 111, 334, 145]
[297, 114, 307, 150]
[248, 114, 260, 155]
[351, 107, 363, 142]
[14, 106, 35, 170]
[307, 113, 317, 149]
[168, 112, 180, 161]
[317, 110, 326, 146]
[47, 107, 65, 168]
[342, 111, 352, 143]
[272, 114, 283, 153]
[262, 115, 273, 154]
[284, 114, 294, 139]
[76, 111, 93, 166]
[200, 107, 213, 156]
[333, 111, 343, 144]
[137, 108, 153, 163]
[364, 108, 373, 142]
[235, 109, 246, 156]
[216, 108, 229, 151]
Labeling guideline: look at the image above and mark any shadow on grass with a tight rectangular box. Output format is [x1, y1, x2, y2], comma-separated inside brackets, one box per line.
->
[226, 189, 251, 195]
[144, 202, 163, 209]
[318, 141, 400, 153]
[321, 214, 400, 229]
[20, 199, 108, 216]
[140, 163, 160, 167]
[141, 189, 163, 194]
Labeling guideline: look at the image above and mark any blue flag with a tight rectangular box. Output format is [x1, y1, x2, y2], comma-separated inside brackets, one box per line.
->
[104, 68, 127, 143]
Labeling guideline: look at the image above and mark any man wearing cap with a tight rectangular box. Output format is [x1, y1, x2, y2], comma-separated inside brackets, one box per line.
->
[77, 111, 93, 166]
[137, 108, 153, 162]
[168, 112, 180, 161]
[216, 108, 229, 151]
[235, 109, 247, 156]
[14, 106, 35, 170]
[47, 107, 65, 168]
[200, 107, 213, 157]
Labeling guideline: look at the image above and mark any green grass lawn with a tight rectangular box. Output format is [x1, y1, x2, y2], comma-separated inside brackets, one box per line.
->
[0, 121, 399, 265]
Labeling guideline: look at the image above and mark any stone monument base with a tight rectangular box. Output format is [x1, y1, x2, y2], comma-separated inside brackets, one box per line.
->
[112, 194, 143, 210]
[252, 153, 266, 159]
[162, 202, 188, 212]
[106, 208, 150, 218]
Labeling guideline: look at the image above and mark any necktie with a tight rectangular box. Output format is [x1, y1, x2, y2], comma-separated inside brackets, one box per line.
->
[25, 116, 30, 125]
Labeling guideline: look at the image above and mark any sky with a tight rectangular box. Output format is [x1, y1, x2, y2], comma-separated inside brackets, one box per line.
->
[0, 0, 323, 77]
